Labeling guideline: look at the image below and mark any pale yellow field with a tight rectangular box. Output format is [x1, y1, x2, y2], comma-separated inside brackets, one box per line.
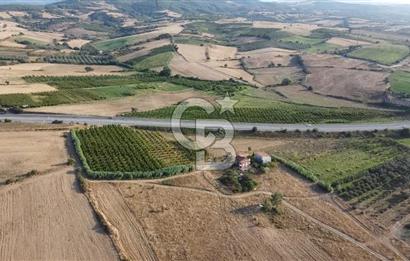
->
[7, 11, 27, 17]
[0, 130, 67, 182]
[0, 12, 11, 19]
[253, 21, 321, 36]
[27, 89, 212, 116]
[0, 38, 25, 48]
[67, 39, 91, 49]
[0, 168, 119, 261]
[239, 47, 297, 68]
[171, 44, 259, 85]
[0, 83, 56, 95]
[326, 37, 371, 47]
[0, 21, 63, 43]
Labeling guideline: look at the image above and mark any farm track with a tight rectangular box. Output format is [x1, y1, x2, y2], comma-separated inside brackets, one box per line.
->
[89, 176, 403, 261]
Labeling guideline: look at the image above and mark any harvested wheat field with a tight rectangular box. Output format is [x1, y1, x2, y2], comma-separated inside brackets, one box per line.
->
[0, 168, 119, 261]
[67, 39, 91, 49]
[303, 53, 371, 70]
[88, 180, 382, 261]
[274, 84, 371, 108]
[250, 67, 303, 86]
[0, 21, 63, 43]
[239, 47, 296, 69]
[0, 83, 56, 95]
[253, 21, 321, 36]
[27, 89, 212, 116]
[0, 130, 68, 183]
[306, 67, 389, 103]
[171, 44, 260, 85]
[0, 63, 125, 78]
[326, 37, 371, 47]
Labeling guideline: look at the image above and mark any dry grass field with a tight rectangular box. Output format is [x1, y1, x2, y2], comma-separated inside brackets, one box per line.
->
[170, 44, 259, 85]
[252, 21, 321, 36]
[303, 53, 371, 70]
[306, 67, 389, 103]
[0, 130, 68, 183]
[250, 67, 303, 86]
[0, 168, 119, 261]
[274, 84, 372, 108]
[0, 63, 126, 94]
[239, 47, 296, 69]
[28, 89, 212, 116]
[88, 180, 379, 261]
[66, 39, 91, 49]
[0, 21, 63, 43]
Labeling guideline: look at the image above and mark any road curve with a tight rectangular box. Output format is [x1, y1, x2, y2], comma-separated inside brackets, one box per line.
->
[1, 113, 410, 133]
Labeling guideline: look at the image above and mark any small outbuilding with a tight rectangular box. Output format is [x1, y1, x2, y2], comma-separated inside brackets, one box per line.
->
[254, 152, 272, 165]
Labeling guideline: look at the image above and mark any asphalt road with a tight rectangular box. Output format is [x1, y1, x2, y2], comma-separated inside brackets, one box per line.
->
[1, 113, 410, 133]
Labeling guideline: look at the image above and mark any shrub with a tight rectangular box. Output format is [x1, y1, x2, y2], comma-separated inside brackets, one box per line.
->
[262, 193, 283, 214]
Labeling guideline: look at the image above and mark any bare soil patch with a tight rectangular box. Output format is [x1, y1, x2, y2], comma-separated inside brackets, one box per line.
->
[274, 84, 371, 108]
[0, 130, 68, 182]
[306, 67, 389, 103]
[89, 181, 376, 261]
[0, 168, 119, 260]
[327, 37, 371, 47]
[303, 53, 371, 70]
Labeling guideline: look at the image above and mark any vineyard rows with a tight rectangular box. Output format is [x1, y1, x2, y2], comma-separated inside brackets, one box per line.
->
[42, 55, 116, 65]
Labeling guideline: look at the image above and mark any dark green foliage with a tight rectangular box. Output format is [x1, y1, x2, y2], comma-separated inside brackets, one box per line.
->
[337, 156, 410, 202]
[159, 66, 171, 77]
[218, 169, 257, 193]
[262, 193, 283, 214]
[43, 55, 116, 65]
[72, 126, 193, 180]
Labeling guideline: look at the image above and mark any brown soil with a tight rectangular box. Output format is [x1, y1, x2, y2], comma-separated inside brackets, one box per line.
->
[0, 168, 119, 260]
[305, 67, 389, 103]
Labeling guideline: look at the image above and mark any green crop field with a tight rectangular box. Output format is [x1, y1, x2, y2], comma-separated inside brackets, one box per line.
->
[134, 52, 174, 70]
[273, 138, 407, 191]
[72, 126, 193, 179]
[306, 42, 345, 54]
[348, 44, 410, 65]
[390, 71, 410, 96]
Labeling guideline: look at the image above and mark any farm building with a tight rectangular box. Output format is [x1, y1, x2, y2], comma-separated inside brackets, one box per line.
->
[236, 153, 251, 171]
[254, 152, 272, 164]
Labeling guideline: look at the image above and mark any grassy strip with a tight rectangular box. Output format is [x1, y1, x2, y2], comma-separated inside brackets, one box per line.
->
[271, 154, 332, 192]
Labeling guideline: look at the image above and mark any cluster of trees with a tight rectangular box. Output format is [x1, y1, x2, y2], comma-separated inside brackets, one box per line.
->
[218, 169, 257, 193]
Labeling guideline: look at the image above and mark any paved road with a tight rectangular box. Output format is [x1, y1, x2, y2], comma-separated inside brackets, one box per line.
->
[1, 113, 410, 133]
